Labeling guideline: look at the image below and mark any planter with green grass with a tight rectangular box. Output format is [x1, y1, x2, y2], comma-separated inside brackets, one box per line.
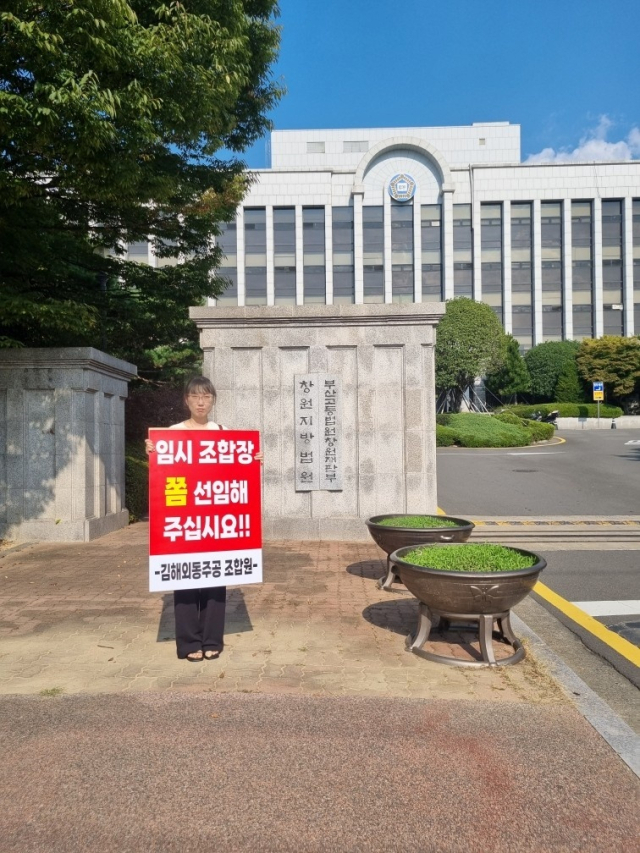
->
[389, 543, 546, 667]
[365, 514, 474, 591]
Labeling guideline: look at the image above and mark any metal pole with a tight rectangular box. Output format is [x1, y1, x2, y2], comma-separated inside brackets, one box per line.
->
[597, 399, 600, 428]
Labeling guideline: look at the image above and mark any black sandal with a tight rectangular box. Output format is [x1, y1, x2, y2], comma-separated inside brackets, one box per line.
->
[203, 650, 220, 661]
[186, 651, 204, 662]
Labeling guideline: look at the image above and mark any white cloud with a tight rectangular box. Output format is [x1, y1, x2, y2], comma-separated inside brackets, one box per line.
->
[525, 116, 640, 164]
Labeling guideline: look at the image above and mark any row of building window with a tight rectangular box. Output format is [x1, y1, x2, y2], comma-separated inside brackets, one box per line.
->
[214, 199, 640, 346]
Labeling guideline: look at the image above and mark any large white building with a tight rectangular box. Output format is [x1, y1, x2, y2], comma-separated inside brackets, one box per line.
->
[209, 122, 640, 349]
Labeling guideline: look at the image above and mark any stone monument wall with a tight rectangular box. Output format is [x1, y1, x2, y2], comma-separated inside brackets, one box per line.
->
[0, 348, 137, 542]
[190, 304, 445, 541]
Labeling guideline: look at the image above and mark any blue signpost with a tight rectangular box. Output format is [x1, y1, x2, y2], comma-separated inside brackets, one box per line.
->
[593, 381, 604, 425]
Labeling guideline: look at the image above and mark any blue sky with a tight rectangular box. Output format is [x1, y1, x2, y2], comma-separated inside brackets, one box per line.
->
[242, 0, 640, 167]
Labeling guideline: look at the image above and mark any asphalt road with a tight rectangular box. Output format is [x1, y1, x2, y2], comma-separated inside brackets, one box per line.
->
[437, 428, 640, 517]
[532, 547, 640, 688]
[437, 429, 640, 686]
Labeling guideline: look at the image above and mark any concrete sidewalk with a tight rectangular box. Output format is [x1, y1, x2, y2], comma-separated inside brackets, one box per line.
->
[1, 524, 638, 852]
[0, 523, 561, 701]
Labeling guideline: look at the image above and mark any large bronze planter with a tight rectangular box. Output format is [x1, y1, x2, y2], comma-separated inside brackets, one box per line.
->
[365, 515, 474, 590]
[389, 544, 546, 667]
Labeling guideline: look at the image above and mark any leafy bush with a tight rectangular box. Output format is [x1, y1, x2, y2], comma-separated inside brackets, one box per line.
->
[493, 411, 527, 427]
[504, 403, 623, 419]
[436, 411, 556, 447]
[125, 384, 185, 444]
[555, 359, 587, 403]
[524, 341, 580, 400]
[436, 413, 452, 426]
[485, 334, 531, 400]
[444, 413, 531, 448]
[436, 425, 457, 446]
[526, 421, 555, 441]
[402, 543, 537, 572]
[125, 445, 149, 523]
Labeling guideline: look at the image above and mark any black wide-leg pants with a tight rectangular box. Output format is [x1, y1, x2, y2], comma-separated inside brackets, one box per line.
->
[173, 586, 227, 658]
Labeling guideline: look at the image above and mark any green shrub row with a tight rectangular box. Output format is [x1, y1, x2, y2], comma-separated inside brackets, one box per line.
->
[435, 424, 457, 446]
[436, 412, 554, 447]
[125, 444, 149, 523]
[493, 411, 554, 441]
[503, 402, 623, 419]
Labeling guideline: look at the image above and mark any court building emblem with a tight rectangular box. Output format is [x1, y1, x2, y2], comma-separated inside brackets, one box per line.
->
[388, 173, 416, 202]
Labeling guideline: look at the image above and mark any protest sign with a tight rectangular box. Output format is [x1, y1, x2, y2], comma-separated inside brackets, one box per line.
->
[148, 429, 262, 592]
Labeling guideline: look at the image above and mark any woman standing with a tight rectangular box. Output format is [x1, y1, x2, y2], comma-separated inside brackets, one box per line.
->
[145, 375, 260, 662]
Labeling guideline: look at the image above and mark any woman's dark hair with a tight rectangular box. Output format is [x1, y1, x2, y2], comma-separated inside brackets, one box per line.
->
[184, 375, 216, 400]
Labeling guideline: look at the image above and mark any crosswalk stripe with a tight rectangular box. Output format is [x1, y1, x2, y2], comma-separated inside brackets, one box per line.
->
[572, 600, 640, 617]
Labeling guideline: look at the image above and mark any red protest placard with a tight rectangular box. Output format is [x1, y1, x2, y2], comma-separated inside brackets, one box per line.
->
[148, 429, 262, 592]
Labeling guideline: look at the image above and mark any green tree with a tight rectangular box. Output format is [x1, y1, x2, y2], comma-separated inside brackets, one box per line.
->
[524, 340, 580, 400]
[554, 358, 586, 403]
[436, 298, 507, 410]
[0, 1, 282, 377]
[484, 334, 530, 402]
[576, 336, 640, 401]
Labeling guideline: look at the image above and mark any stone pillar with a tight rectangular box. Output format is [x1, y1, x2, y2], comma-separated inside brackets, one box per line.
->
[0, 348, 137, 542]
[190, 303, 445, 541]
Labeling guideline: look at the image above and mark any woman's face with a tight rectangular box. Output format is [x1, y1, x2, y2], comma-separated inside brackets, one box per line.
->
[185, 390, 215, 419]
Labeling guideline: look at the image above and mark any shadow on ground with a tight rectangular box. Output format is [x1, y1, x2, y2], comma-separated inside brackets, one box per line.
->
[156, 588, 254, 643]
[345, 559, 385, 581]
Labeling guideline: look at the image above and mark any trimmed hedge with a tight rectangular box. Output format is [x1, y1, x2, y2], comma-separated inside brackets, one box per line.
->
[436, 424, 457, 446]
[435, 412, 555, 447]
[503, 402, 623, 419]
[438, 413, 531, 448]
[526, 420, 555, 441]
[125, 444, 149, 523]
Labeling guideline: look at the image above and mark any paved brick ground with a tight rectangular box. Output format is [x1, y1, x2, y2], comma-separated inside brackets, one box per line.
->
[0, 523, 562, 703]
[1, 692, 638, 853]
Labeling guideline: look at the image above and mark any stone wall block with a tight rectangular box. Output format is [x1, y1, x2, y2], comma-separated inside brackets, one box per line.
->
[405, 472, 432, 513]
[232, 348, 262, 390]
[309, 345, 329, 373]
[24, 488, 55, 520]
[192, 304, 444, 539]
[375, 473, 404, 515]
[357, 431, 375, 475]
[375, 431, 404, 475]
[311, 475, 357, 517]
[405, 431, 424, 474]
[234, 390, 262, 431]
[261, 347, 279, 390]
[6, 454, 25, 489]
[404, 345, 423, 387]
[405, 388, 424, 431]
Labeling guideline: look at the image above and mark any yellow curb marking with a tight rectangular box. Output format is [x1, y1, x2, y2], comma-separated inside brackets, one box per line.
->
[440, 502, 639, 668]
[436, 507, 446, 516]
[533, 581, 640, 668]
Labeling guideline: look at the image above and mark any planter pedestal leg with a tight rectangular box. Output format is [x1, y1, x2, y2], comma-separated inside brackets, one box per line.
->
[406, 608, 526, 667]
[478, 615, 497, 665]
[378, 556, 402, 591]
[407, 603, 432, 651]
[496, 614, 518, 645]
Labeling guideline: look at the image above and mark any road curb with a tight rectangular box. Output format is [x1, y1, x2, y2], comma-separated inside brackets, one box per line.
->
[511, 612, 640, 779]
